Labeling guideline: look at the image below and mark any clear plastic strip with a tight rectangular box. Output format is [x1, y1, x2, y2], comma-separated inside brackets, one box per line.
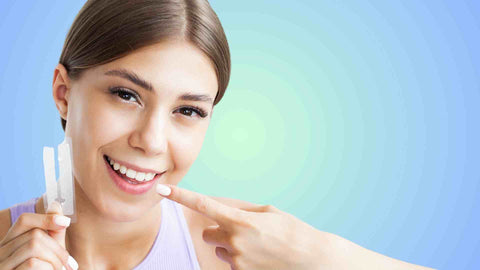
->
[43, 137, 77, 223]
[43, 147, 57, 212]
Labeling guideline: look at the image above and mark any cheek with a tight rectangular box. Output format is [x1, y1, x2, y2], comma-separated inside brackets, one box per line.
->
[170, 124, 208, 172]
[67, 93, 134, 179]
[87, 104, 133, 145]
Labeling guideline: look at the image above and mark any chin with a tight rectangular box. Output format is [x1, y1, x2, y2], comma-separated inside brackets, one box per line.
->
[76, 181, 163, 223]
[97, 196, 163, 222]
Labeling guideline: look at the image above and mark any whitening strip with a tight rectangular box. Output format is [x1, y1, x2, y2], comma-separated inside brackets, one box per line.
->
[42, 136, 76, 223]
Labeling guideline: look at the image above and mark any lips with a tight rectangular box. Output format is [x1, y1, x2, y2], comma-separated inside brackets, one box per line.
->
[105, 155, 163, 175]
[104, 155, 162, 195]
[105, 156, 147, 184]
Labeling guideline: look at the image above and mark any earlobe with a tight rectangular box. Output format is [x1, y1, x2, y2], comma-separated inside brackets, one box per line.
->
[52, 63, 71, 120]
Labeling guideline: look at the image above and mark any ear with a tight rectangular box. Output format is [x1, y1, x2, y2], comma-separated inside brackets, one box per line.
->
[52, 63, 71, 121]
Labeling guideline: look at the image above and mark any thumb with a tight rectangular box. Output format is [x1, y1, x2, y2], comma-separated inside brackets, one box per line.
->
[46, 201, 69, 248]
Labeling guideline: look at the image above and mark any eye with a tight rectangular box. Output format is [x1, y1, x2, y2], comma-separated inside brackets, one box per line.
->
[175, 106, 208, 119]
[109, 87, 140, 104]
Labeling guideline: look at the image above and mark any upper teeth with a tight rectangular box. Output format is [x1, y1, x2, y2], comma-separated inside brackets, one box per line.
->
[107, 156, 156, 182]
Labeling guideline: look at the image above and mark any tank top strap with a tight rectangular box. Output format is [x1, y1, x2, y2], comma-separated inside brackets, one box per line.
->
[170, 199, 202, 270]
[9, 197, 40, 225]
[133, 198, 201, 270]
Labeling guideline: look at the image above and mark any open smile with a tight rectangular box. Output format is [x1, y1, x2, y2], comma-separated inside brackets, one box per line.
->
[104, 155, 164, 195]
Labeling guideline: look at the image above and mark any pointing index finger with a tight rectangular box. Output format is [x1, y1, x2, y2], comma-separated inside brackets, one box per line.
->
[157, 184, 240, 225]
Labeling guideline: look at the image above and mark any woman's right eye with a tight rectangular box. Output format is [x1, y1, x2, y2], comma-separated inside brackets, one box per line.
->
[109, 87, 140, 104]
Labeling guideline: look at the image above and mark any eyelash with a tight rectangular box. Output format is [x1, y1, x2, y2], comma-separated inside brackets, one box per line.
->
[108, 87, 208, 118]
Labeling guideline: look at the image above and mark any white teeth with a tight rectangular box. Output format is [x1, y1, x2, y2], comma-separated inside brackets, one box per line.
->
[126, 169, 136, 179]
[108, 156, 158, 181]
[135, 172, 146, 182]
[145, 173, 155, 181]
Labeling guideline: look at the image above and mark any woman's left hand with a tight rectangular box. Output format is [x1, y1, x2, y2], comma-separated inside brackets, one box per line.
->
[156, 184, 332, 270]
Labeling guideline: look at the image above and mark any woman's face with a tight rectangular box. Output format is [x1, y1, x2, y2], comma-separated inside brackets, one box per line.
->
[56, 41, 218, 221]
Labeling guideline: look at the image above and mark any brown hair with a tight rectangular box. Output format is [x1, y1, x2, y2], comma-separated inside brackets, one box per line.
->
[59, 0, 230, 130]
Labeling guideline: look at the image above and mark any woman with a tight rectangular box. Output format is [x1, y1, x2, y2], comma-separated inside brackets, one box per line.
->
[0, 0, 434, 269]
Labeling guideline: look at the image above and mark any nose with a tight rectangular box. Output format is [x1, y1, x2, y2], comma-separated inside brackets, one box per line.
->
[128, 109, 168, 156]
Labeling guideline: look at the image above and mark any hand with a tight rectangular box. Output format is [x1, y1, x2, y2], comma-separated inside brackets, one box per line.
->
[0, 201, 78, 270]
[156, 184, 329, 270]
[156, 184, 437, 270]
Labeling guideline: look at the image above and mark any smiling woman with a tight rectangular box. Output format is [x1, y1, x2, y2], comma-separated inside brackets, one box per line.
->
[57, 40, 220, 208]
[0, 0, 232, 269]
[0, 1, 437, 270]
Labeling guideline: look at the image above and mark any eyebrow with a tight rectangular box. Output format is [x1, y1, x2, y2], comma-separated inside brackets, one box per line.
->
[104, 68, 214, 104]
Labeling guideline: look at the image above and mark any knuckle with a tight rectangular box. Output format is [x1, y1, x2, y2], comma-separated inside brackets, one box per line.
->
[30, 228, 44, 240]
[201, 229, 209, 241]
[234, 212, 253, 228]
[264, 204, 277, 212]
[197, 196, 209, 213]
[17, 213, 28, 226]
[231, 255, 243, 269]
[225, 209, 241, 223]
[243, 213, 255, 225]
[25, 257, 39, 267]
[228, 235, 241, 251]
[41, 215, 53, 228]
[27, 238, 41, 251]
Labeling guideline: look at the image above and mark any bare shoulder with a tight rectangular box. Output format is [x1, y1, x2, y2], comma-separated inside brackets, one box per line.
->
[0, 208, 12, 240]
[180, 196, 259, 270]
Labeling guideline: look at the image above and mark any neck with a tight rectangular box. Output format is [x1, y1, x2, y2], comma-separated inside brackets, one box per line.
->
[36, 181, 163, 269]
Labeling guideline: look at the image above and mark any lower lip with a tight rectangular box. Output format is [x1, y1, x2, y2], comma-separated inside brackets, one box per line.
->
[104, 155, 161, 195]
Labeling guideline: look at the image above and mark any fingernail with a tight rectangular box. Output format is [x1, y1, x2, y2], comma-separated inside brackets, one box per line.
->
[54, 215, 71, 227]
[156, 184, 171, 196]
[68, 255, 79, 270]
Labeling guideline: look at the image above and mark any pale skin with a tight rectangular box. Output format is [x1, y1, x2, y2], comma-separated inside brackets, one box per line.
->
[0, 40, 435, 269]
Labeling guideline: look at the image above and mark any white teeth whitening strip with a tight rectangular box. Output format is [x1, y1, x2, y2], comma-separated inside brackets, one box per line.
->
[43, 136, 76, 223]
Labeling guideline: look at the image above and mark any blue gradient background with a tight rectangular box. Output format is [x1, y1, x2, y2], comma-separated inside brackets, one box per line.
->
[1, 1, 478, 269]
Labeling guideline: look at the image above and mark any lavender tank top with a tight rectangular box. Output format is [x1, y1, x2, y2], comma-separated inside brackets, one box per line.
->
[9, 197, 202, 270]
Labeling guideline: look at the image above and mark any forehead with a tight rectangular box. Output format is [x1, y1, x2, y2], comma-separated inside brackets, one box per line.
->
[84, 41, 218, 99]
